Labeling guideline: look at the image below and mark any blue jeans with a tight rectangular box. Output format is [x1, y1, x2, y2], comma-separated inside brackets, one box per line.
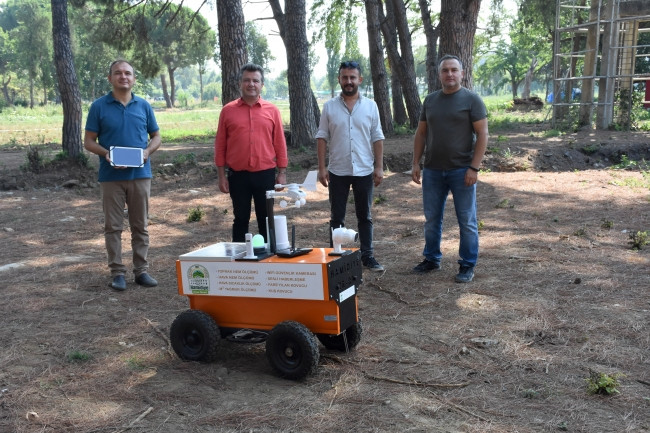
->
[328, 172, 374, 260]
[421, 167, 478, 267]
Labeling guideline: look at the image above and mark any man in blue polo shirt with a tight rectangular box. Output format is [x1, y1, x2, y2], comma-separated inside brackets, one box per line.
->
[84, 59, 162, 291]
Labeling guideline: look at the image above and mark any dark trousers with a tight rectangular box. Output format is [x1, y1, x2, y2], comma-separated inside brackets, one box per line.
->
[328, 172, 374, 260]
[228, 168, 276, 242]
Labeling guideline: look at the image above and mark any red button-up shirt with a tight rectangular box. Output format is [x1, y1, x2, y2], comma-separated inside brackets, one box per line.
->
[215, 97, 288, 172]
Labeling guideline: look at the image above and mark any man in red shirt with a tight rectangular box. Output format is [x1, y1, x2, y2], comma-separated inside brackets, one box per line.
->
[215, 63, 288, 242]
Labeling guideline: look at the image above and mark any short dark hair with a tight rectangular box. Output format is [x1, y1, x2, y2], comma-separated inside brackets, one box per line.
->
[339, 60, 361, 75]
[438, 55, 463, 70]
[239, 63, 265, 84]
[108, 59, 134, 76]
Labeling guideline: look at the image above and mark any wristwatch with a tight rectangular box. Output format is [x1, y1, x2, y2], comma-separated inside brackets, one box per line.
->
[468, 166, 479, 172]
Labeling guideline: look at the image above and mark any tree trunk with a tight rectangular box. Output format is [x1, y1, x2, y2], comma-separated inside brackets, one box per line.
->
[439, 0, 481, 90]
[29, 77, 34, 109]
[390, 64, 407, 125]
[51, 0, 82, 159]
[199, 70, 204, 103]
[167, 65, 177, 107]
[285, 0, 316, 147]
[160, 74, 172, 108]
[2, 77, 12, 106]
[418, 0, 439, 94]
[379, 0, 421, 128]
[364, 0, 393, 133]
[311, 92, 321, 130]
[521, 57, 538, 99]
[268, 0, 318, 148]
[218, 0, 247, 104]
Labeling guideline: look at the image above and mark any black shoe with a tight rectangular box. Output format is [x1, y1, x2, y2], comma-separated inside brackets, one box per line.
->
[135, 272, 158, 287]
[109, 275, 127, 291]
[412, 259, 440, 273]
[362, 256, 384, 272]
[455, 265, 475, 283]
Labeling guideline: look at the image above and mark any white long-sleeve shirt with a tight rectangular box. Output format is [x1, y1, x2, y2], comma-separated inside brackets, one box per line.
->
[315, 94, 384, 177]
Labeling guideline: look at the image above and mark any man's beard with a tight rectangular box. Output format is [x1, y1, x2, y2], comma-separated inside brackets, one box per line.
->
[341, 85, 357, 96]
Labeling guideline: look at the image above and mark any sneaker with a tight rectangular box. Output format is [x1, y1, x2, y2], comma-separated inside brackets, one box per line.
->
[412, 259, 441, 273]
[455, 265, 475, 283]
[362, 256, 384, 272]
[109, 275, 127, 291]
[135, 272, 158, 287]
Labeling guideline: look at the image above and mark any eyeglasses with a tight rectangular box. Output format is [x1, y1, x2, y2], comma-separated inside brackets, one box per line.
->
[339, 61, 360, 69]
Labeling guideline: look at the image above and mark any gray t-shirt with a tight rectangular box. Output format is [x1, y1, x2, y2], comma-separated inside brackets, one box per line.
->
[419, 87, 487, 170]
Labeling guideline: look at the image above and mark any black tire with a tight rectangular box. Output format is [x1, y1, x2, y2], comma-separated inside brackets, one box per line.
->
[317, 321, 362, 352]
[170, 310, 220, 362]
[265, 321, 319, 380]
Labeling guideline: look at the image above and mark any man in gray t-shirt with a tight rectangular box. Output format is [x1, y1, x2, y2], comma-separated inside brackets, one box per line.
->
[411, 54, 489, 283]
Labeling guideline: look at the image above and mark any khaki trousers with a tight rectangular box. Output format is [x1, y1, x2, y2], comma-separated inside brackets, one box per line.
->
[100, 179, 151, 277]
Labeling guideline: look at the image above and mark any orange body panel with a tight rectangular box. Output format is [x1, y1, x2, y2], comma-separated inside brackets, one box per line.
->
[176, 247, 360, 335]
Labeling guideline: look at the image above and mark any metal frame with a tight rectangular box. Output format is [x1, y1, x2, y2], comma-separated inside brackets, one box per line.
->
[552, 0, 650, 129]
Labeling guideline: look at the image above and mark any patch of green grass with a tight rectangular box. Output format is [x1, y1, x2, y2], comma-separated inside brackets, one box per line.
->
[488, 115, 518, 130]
[173, 152, 197, 166]
[501, 147, 514, 159]
[521, 388, 541, 399]
[543, 129, 563, 138]
[609, 169, 650, 189]
[610, 154, 638, 170]
[573, 227, 587, 237]
[187, 206, 205, 222]
[586, 370, 624, 395]
[496, 135, 509, 143]
[126, 355, 147, 370]
[581, 143, 600, 154]
[373, 194, 387, 205]
[611, 176, 649, 188]
[495, 198, 514, 209]
[68, 350, 92, 362]
[628, 230, 649, 250]
[393, 124, 414, 135]
[601, 219, 614, 229]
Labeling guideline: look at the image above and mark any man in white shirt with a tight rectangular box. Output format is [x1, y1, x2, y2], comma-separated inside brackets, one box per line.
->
[316, 61, 385, 272]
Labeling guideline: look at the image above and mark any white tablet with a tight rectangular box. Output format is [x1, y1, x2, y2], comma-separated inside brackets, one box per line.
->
[109, 146, 144, 167]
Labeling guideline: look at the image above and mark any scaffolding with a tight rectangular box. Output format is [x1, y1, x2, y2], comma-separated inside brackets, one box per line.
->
[552, 0, 650, 129]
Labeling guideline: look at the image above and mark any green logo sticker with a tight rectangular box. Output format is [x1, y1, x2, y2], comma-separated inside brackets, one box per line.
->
[187, 264, 209, 294]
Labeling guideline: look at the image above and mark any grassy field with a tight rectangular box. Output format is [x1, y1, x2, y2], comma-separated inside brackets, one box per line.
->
[1, 95, 647, 149]
[0, 100, 292, 147]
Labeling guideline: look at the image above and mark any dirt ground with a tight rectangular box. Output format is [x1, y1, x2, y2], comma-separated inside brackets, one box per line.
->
[0, 124, 649, 433]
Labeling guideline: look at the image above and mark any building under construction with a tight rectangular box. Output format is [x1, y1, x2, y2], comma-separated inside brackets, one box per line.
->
[553, 0, 650, 129]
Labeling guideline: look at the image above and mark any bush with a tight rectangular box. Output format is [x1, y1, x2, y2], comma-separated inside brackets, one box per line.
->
[586, 370, 623, 395]
[187, 206, 205, 222]
[22, 146, 45, 173]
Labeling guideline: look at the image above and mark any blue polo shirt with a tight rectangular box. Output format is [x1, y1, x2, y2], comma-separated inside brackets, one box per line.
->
[85, 92, 159, 182]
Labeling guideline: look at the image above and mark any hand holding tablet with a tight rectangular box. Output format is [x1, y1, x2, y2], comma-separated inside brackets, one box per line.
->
[109, 146, 144, 167]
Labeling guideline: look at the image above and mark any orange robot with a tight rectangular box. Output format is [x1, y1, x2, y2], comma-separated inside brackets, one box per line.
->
[170, 172, 363, 380]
